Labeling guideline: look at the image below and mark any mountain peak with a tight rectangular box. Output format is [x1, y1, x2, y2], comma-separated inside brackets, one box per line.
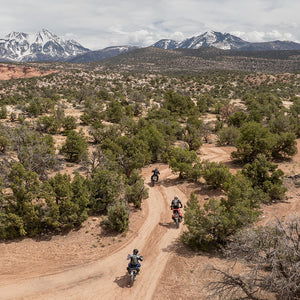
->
[35, 29, 58, 43]
[152, 31, 300, 51]
[5, 31, 28, 41]
[154, 31, 250, 50]
[0, 29, 90, 62]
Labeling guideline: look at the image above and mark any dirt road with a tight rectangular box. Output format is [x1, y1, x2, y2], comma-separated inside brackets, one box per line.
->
[0, 166, 186, 300]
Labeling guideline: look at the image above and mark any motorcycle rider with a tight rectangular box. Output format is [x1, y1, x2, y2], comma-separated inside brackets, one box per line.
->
[127, 248, 143, 274]
[152, 167, 160, 178]
[170, 195, 183, 221]
[151, 167, 160, 184]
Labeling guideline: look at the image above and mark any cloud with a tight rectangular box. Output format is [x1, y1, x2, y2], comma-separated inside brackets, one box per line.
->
[232, 30, 298, 43]
[0, 0, 299, 49]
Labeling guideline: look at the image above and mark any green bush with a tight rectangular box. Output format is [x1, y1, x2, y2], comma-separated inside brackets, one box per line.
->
[163, 90, 196, 117]
[232, 121, 276, 162]
[89, 167, 125, 213]
[47, 172, 89, 227]
[0, 128, 10, 153]
[61, 130, 88, 162]
[36, 115, 61, 134]
[0, 106, 7, 119]
[168, 147, 198, 179]
[107, 202, 129, 233]
[216, 126, 240, 146]
[241, 154, 286, 203]
[125, 170, 148, 208]
[62, 116, 77, 132]
[202, 161, 234, 189]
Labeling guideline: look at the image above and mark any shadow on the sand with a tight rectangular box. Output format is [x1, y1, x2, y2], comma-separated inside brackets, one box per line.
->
[114, 273, 131, 288]
[158, 221, 174, 229]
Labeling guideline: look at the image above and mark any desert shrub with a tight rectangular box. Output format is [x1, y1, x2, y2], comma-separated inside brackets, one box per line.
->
[196, 96, 208, 113]
[268, 113, 293, 134]
[47, 172, 89, 227]
[168, 147, 198, 179]
[2, 163, 42, 237]
[219, 103, 239, 123]
[216, 126, 240, 146]
[228, 110, 248, 128]
[107, 202, 129, 233]
[80, 98, 104, 125]
[10, 126, 56, 178]
[10, 112, 16, 122]
[125, 170, 148, 208]
[36, 115, 61, 134]
[106, 100, 124, 123]
[183, 177, 261, 251]
[241, 154, 286, 203]
[100, 135, 151, 178]
[183, 193, 232, 250]
[202, 161, 234, 189]
[183, 116, 203, 151]
[0, 126, 10, 153]
[61, 130, 88, 162]
[26, 99, 42, 117]
[62, 116, 77, 132]
[136, 124, 166, 162]
[163, 90, 196, 117]
[271, 132, 297, 159]
[0, 212, 26, 239]
[231, 121, 276, 162]
[26, 97, 55, 117]
[89, 167, 125, 213]
[0, 106, 7, 119]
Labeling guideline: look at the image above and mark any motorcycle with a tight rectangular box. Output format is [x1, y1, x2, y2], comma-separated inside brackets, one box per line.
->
[172, 208, 182, 228]
[151, 174, 158, 186]
[127, 265, 141, 286]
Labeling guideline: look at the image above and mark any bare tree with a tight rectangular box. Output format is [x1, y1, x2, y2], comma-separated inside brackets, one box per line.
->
[207, 215, 300, 300]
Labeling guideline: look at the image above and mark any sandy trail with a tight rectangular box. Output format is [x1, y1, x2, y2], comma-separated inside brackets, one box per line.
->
[0, 166, 186, 300]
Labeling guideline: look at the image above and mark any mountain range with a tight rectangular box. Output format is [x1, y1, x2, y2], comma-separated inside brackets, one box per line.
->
[0, 29, 89, 62]
[0, 29, 300, 63]
[152, 30, 300, 51]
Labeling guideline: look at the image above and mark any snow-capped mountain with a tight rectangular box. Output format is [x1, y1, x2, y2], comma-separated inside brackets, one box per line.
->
[0, 29, 90, 62]
[152, 30, 300, 51]
[151, 39, 179, 50]
[1, 29, 300, 63]
[152, 31, 249, 50]
[178, 31, 249, 50]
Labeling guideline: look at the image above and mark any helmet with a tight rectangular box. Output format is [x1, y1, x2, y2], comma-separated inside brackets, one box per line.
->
[155, 168, 158, 171]
[133, 249, 139, 255]
[174, 195, 178, 199]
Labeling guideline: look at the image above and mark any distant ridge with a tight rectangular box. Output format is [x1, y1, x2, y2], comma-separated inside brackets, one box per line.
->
[67, 45, 139, 63]
[1, 29, 300, 63]
[97, 46, 300, 73]
[152, 30, 300, 51]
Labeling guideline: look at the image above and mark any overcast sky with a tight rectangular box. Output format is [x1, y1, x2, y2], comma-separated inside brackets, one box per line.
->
[1, 0, 299, 50]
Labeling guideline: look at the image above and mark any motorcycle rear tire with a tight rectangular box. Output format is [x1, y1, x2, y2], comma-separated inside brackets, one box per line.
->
[151, 175, 158, 187]
[130, 271, 135, 286]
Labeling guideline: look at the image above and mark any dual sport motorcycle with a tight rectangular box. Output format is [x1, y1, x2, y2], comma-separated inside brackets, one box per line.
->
[172, 208, 183, 228]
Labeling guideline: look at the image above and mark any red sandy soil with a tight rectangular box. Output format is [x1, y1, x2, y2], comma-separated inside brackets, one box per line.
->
[0, 64, 56, 80]
[0, 140, 299, 300]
